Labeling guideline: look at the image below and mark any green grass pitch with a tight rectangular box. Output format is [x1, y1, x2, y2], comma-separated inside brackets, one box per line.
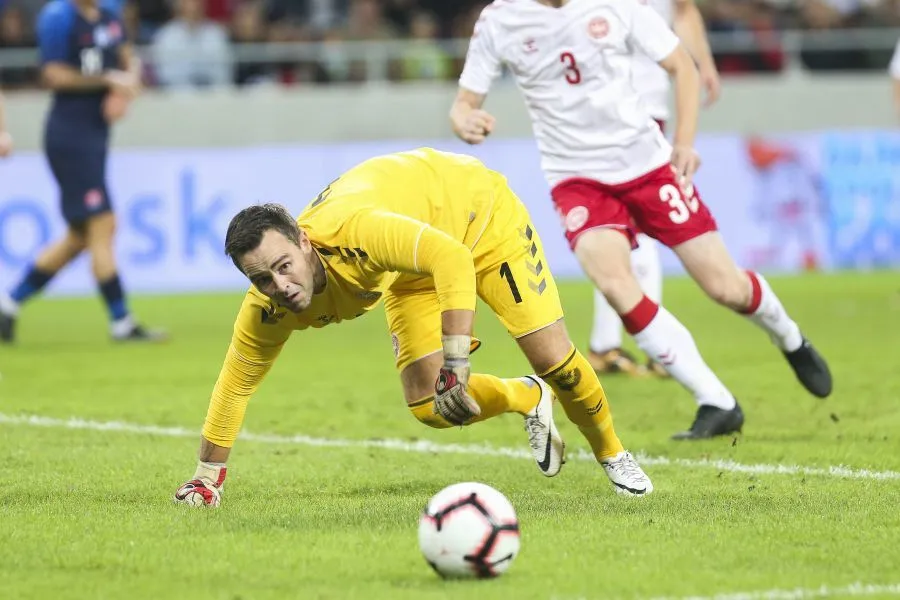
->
[1, 272, 898, 599]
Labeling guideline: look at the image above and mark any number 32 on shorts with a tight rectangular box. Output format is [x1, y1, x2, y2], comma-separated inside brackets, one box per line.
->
[659, 183, 698, 225]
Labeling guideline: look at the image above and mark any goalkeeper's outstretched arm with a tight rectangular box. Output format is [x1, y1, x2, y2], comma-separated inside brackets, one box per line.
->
[174, 292, 291, 506]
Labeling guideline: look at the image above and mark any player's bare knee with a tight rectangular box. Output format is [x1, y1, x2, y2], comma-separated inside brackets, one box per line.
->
[401, 356, 440, 395]
[518, 320, 573, 374]
[63, 230, 86, 257]
[85, 212, 117, 246]
[405, 374, 451, 429]
[88, 242, 116, 264]
[401, 355, 457, 429]
[578, 244, 635, 300]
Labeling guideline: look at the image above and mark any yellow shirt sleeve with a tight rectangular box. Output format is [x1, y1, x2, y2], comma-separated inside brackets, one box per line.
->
[201, 291, 293, 447]
[346, 209, 477, 312]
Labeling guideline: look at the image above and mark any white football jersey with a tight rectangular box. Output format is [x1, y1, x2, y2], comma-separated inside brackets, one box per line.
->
[890, 38, 900, 80]
[459, 0, 680, 186]
[630, 0, 674, 121]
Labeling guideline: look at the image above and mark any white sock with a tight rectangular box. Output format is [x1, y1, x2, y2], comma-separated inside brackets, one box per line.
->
[632, 234, 663, 304]
[632, 306, 736, 410]
[110, 314, 135, 337]
[0, 292, 19, 317]
[744, 272, 803, 352]
[590, 288, 623, 353]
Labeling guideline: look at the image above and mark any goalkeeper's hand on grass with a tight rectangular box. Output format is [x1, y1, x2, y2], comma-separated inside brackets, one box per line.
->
[173, 461, 226, 507]
[433, 335, 480, 426]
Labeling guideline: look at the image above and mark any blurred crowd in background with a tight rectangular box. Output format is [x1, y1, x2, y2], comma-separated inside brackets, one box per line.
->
[1, 0, 899, 89]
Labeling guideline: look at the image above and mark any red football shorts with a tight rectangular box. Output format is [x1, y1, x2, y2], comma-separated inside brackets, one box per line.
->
[551, 162, 718, 251]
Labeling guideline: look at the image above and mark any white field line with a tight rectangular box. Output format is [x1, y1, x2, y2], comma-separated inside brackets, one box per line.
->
[1, 412, 899, 482]
[649, 582, 900, 600]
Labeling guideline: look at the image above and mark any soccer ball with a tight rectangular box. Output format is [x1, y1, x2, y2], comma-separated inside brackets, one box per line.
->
[418, 482, 520, 579]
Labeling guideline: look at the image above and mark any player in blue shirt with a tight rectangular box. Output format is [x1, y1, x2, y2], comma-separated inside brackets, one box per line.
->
[0, 0, 164, 343]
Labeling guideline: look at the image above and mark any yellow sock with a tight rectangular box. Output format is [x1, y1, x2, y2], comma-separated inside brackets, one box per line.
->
[467, 374, 542, 423]
[409, 396, 453, 428]
[539, 346, 625, 462]
[408, 374, 541, 428]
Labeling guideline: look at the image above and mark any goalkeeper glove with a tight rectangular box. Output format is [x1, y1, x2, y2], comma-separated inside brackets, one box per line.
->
[434, 334, 481, 426]
[173, 461, 226, 507]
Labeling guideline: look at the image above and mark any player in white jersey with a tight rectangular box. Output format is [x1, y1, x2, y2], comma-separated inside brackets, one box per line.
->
[0, 90, 12, 158]
[590, 0, 720, 378]
[889, 38, 900, 115]
[450, 0, 832, 440]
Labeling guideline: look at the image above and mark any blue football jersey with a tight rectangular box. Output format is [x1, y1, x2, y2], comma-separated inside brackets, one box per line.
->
[37, 0, 127, 138]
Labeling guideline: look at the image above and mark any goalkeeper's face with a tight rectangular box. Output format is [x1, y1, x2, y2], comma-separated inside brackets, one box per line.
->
[240, 229, 319, 313]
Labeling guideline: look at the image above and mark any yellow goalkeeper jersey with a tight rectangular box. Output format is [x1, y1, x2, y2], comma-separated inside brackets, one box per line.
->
[204, 148, 505, 446]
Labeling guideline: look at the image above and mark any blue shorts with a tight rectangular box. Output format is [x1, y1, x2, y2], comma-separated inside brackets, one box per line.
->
[44, 143, 112, 227]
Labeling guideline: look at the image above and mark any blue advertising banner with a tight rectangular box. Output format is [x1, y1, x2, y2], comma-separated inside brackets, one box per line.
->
[1, 132, 897, 297]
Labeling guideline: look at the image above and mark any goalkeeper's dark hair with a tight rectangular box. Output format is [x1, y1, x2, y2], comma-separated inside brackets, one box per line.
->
[224, 203, 302, 271]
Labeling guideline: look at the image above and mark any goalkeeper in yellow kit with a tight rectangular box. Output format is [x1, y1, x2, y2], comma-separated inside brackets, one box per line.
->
[173, 148, 652, 506]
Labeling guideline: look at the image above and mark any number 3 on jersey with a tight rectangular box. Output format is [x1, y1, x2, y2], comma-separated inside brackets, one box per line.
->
[659, 183, 699, 224]
[560, 52, 581, 85]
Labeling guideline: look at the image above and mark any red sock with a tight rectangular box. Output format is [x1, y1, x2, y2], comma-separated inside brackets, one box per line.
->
[740, 270, 763, 315]
[621, 296, 659, 335]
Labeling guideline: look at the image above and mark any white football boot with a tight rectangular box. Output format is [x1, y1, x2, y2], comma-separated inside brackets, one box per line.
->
[601, 451, 653, 496]
[523, 375, 565, 477]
